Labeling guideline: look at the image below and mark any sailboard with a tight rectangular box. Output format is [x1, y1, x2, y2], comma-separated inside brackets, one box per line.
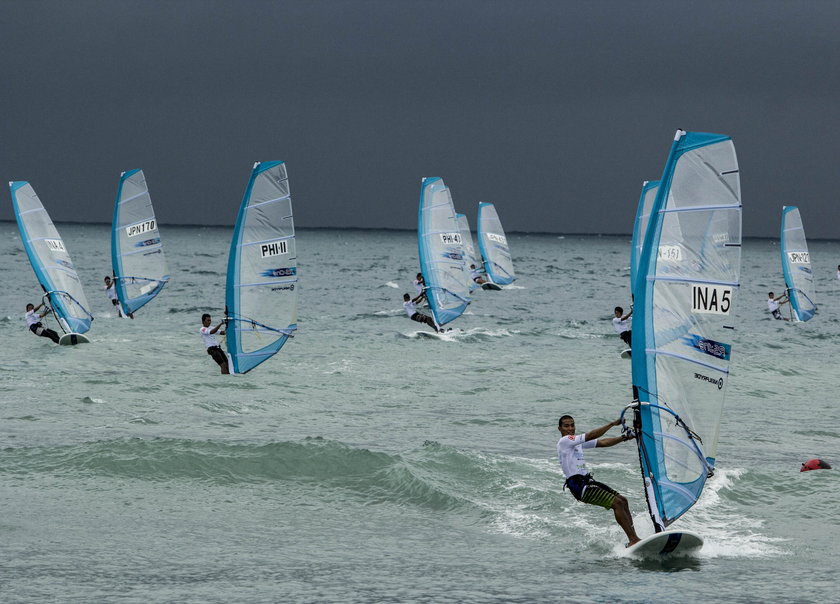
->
[624, 130, 742, 555]
[111, 169, 170, 317]
[477, 202, 516, 285]
[10, 181, 94, 343]
[780, 206, 816, 322]
[224, 161, 298, 374]
[456, 212, 481, 291]
[418, 177, 471, 328]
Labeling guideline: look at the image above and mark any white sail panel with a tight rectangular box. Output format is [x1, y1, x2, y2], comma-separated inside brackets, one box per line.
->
[456, 213, 480, 291]
[780, 206, 816, 322]
[477, 202, 515, 285]
[10, 181, 93, 334]
[630, 180, 659, 294]
[225, 162, 298, 374]
[418, 178, 471, 326]
[111, 169, 170, 315]
[630, 130, 741, 529]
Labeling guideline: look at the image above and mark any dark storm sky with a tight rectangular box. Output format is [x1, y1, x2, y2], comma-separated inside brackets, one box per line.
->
[2, 0, 839, 237]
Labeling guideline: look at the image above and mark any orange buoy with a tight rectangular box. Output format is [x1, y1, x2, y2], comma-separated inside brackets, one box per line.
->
[801, 459, 832, 472]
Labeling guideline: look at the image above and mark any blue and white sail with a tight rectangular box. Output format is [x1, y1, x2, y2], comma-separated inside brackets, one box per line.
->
[630, 180, 659, 294]
[418, 178, 471, 326]
[10, 181, 93, 334]
[111, 169, 170, 315]
[628, 130, 742, 531]
[780, 205, 816, 322]
[456, 212, 480, 291]
[477, 202, 515, 285]
[225, 161, 298, 374]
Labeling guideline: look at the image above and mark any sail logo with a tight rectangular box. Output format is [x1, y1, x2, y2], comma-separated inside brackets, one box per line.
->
[442, 252, 464, 261]
[260, 239, 288, 258]
[487, 233, 507, 244]
[261, 267, 297, 278]
[45, 239, 66, 253]
[126, 220, 156, 238]
[684, 334, 731, 360]
[135, 238, 161, 248]
[691, 284, 732, 315]
[439, 232, 462, 245]
[787, 251, 810, 264]
[658, 245, 682, 262]
[694, 372, 724, 390]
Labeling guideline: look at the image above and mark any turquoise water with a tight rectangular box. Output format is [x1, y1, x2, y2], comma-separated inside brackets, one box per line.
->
[1, 224, 838, 602]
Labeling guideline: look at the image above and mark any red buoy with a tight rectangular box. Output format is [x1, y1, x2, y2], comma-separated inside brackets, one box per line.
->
[801, 458, 832, 472]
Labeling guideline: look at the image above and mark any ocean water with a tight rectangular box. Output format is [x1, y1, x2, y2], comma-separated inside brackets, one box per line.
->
[1, 223, 838, 603]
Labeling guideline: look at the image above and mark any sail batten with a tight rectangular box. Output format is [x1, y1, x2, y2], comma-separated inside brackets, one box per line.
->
[630, 130, 742, 531]
[225, 161, 298, 374]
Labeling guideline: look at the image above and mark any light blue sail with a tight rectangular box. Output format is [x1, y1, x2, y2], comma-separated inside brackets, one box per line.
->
[418, 177, 471, 326]
[225, 162, 298, 374]
[10, 181, 93, 334]
[477, 202, 515, 285]
[628, 130, 741, 531]
[780, 206, 816, 322]
[111, 169, 170, 315]
[630, 180, 659, 295]
[456, 213, 480, 291]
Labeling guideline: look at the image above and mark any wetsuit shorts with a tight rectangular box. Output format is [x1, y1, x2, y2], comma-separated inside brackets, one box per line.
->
[565, 473, 619, 510]
[410, 312, 427, 323]
[771, 309, 782, 320]
[207, 345, 227, 367]
[619, 330, 632, 346]
[29, 323, 43, 334]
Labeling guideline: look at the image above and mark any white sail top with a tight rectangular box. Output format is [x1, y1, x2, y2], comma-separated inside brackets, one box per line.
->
[225, 161, 298, 374]
[10, 181, 93, 334]
[111, 169, 170, 315]
[630, 130, 742, 530]
[780, 206, 816, 322]
[477, 202, 515, 285]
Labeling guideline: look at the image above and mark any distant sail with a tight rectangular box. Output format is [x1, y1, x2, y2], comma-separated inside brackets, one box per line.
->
[418, 178, 471, 326]
[10, 181, 93, 334]
[111, 169, 170, 315]
[780, 206, 816, 322]
[630, 180, 659, 294]
[630, 130, 742, 531]
[477, 202, 515, 285]
[225, 162, 298, 374]
[455, 213, 480, 291]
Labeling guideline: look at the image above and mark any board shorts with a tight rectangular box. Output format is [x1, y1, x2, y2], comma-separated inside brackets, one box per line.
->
[410, 312, 428, 323]
[111, 299, 120, 307]
[619, 330, 632, 346]
[564, 473, 619, 510]
[206, 345, 227, 367]
[28, 323, 44, 334]
[771, 309, 782, 320]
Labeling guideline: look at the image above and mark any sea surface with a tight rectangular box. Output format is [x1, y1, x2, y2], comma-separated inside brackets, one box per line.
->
[1, 223, 838, 603]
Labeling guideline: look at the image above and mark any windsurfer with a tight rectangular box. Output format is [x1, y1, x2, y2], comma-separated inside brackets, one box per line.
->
[612, 306, 632, 345]
[403, 293, 441, 333]
[200, 313, 229, 374]
[24, 302, 60, 344]
[557, 415, 640, 547]
[767, 291, 789, 320]
[469, 264, 487, 286]
[412, 273, 427, 304]
[104, 276, 133, 319]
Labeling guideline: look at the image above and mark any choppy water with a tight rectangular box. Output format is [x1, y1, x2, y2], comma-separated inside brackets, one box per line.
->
[1, 223, 838, 602]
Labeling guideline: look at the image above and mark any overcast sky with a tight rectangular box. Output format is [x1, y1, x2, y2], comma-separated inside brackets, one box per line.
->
[2, 1, 839, 237]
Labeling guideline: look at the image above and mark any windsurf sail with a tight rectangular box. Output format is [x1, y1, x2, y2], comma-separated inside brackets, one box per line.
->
[626, 130, 742, 531]
[456, 212, 480, 291]
[111, 169, 170, 315]
[10, 181, 94, 334]
[417, 177, 471, 326]
[225, 161, 298, 374]
[477, 202, 515, 285]
[630, 180, 659, 294]
[780, 205, 816, 322]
